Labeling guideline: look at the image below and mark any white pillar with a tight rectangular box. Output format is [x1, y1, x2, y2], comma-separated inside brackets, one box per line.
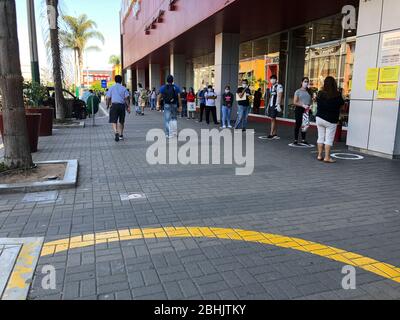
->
[136, 68, 146, 88]
[149, 64, 161, 91]
[348, 0, 400, 158]
[214, 33, 240, 121]
[170, 54, 186, 87]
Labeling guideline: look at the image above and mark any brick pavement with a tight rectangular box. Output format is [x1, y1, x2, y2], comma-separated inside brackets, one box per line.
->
[1, 105, 400, 300]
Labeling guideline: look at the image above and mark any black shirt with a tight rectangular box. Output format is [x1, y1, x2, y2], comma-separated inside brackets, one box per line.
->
[222, 92, 234, 108]
[237, 88, 251, 106]
[316, 92, 344, 124]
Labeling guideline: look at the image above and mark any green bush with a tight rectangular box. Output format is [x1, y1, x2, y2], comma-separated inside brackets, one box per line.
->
[23, 81, 48, 108]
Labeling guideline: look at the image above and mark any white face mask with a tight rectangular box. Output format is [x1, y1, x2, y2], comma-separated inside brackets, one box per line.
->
[302, 82, 309, 89]
[270, 79, 277, 85]
[225, 89, 230, 93]
[242, 83, 247, 88]
[208, 89, 212, 92]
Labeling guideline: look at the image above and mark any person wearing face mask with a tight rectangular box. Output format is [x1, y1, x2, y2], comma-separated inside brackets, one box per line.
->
[204, 85, 219, 125]
[235, 79, 252, 132]
[293, 77, 312, 145]
[180, 87, 188, 118]
[197, 87, 207, 123]
[265, 75, 284, 139]
[187, 87, 196, 120]
[221, 85, 234, 129]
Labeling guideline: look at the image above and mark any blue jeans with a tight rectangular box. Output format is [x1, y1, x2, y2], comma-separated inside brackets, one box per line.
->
[221, 106, 232, 127]
[164, 104, 178, 136]
[235, 105, 249, 129]
[150, 98, 156, 110]
[181, 102, 188, 117]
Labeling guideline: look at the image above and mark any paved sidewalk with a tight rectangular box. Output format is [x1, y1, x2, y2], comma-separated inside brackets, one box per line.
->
[1, 106, 400, 300]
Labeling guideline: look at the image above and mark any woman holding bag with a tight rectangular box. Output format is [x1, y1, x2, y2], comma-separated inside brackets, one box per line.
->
[293, 77, 312, 146]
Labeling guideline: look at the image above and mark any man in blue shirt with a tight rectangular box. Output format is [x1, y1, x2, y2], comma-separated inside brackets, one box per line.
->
[197, 86, 207, 123]
[157, 75, 182, 138]
[106, 75, 131, 142]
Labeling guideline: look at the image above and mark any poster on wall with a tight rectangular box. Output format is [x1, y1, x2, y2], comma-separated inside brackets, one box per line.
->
[365, 68, 379, 91]
[377, 83, 398, 100]
[380, 31, 400, 66]
[379, 66, 400, 83]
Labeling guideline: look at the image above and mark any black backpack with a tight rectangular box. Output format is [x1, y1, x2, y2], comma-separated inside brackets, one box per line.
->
[163, 84, 177, 104]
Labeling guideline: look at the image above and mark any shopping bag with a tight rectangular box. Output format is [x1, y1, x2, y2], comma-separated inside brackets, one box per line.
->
[301, 111, 310, 132]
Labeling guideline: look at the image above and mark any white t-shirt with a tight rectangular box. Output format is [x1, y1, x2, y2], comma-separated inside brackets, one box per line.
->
[204, 91, 217, 107]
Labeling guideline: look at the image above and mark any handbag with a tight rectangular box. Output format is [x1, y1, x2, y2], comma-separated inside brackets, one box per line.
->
[301, 111, 310, 132]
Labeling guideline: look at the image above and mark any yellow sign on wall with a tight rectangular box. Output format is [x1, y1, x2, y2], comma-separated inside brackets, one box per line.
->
[379, 66, 400, 83]
[377, 83, 398, 100]
[365, 68, 379, 91]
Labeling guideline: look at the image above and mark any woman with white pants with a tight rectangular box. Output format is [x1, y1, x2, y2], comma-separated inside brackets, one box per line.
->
[316, 76, 344, 163]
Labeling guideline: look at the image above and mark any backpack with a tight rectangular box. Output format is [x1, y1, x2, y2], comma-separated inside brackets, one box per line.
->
[163, 84, 177, 104]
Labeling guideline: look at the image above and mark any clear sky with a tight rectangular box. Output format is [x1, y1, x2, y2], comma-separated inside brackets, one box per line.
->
[16, 0, 121, 74]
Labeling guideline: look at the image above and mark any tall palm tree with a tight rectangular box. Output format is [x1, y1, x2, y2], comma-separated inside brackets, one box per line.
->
[0, 0, 33, 168]
[60, 14, 104, 87]
[109, 55, 121, 67]
[46, 0, 65, 120]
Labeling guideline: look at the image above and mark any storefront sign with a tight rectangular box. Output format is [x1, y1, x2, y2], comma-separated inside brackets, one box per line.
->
[365, 68, 379, 91]
[377, 83, 398, 100]
[380, 31, 400, 66]
[379, 66, 400, 83]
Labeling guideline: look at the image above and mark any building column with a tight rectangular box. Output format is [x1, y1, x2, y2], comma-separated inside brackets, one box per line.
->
[214, 33, 240, 121]
[186, 61, 194, 90]
[347, 0, 400, 159]
[170, 54, 186, 87]
[149, 64, 161, 91]
[136, 68, 146, 88]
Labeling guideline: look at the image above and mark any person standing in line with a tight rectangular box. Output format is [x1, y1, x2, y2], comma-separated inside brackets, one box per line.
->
[187, 87, 196, 120]
[180, 87, 188, 118]
[197, 86, 207, 123]
[204, 85, 219, 125]
[266, 75, 284, 139]
[221, 85, 234, 129]
[157, 75, 182, 139]
[235, 79, 252, 132]
[150, 87, 157, 110]
[293, 77, 312, 145]
[106, 75, 131, 142]
[316, 76, 345, 163]
[253, 88, 262, 115]
[137, 83, 147, 116]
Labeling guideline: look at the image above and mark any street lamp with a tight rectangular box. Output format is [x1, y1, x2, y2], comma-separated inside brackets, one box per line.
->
[27, 0, 40, 83]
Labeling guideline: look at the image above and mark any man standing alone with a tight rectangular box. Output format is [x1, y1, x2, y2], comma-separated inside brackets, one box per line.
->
[106, 75, 131, 142]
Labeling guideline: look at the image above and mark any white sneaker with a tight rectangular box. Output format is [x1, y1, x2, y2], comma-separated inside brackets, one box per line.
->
[228, 126, 233, 129]
[273, 135, 281, 140]
[222, 126, 227, 129]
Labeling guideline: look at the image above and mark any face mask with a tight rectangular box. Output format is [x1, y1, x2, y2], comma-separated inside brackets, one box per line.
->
[302, 82, 309, 89]
[225, 89, 230, 93]
[270, 79, 277, 85]
[242, 83, 247, 88]
[208, 89, 212, 92]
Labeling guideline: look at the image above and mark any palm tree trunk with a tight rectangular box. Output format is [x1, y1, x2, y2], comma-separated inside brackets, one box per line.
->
[78, 51, 83, 87]
[0, 0, 33, 169]
[46, 0, 65, 120]
[74, 49, 78, 87]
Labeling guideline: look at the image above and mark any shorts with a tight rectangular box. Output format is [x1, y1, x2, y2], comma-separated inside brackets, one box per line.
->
[109, 103, 126, 124]
[267, 106, 279, 119]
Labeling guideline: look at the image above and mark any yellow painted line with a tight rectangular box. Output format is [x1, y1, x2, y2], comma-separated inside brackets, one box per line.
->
[41, 227, 400, 284]
[2, 238, 44, 300]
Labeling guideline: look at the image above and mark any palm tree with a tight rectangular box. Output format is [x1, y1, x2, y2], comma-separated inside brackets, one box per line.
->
[0, 0, 33, 168]
[109, 55, 121, 67]
[60, 14, 104, 87]
[46, 0, 65, 120]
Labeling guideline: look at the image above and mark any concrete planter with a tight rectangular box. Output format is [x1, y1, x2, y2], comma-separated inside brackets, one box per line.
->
[0, 113, 41, 153]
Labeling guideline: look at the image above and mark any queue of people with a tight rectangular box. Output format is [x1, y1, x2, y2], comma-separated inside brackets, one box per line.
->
[106, 73, 345, 163]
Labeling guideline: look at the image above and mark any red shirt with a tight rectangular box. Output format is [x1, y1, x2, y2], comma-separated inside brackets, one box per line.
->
[187, 92, 196, 103]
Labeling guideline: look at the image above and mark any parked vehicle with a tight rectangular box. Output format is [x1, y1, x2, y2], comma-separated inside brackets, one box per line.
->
[43, 87, 87, 120]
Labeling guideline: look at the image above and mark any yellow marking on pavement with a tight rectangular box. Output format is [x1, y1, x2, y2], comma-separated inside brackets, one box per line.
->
[40, 227, 400, 284]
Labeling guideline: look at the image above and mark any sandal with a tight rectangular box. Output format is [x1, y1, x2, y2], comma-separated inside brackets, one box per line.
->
[317, 157, 324, 161]
[324, 159, 337, 163]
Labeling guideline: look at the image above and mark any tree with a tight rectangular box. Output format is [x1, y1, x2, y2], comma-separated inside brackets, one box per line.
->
[109, 55, 121, 67]
[60, 14, 104, 87]
[46, 0, 65, 120]
[0, 0, 33, 169]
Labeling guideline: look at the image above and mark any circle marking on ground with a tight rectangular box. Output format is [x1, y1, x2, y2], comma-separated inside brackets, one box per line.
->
[288, 143, 315, 148]
[41, 226, 400, 284]
[331, 153, 364, 160]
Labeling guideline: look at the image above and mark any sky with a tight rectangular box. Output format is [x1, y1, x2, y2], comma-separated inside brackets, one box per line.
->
[16, 0, 121, 78]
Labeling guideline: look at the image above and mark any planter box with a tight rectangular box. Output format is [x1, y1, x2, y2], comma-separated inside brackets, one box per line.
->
[0, 113, 41, 153]
[26, 107, 53, 136]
